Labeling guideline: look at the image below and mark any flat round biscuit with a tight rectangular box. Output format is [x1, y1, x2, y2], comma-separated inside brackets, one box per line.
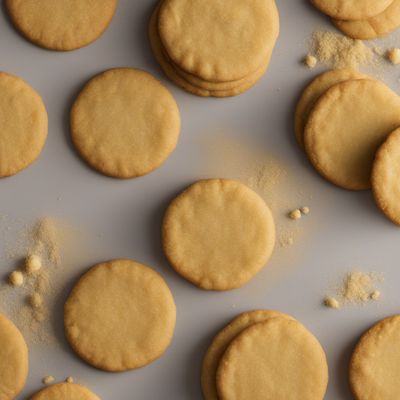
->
[162, 179, 275, 290]
[305, 79, 400, 190]
[5, 0, 117, 51]
[158, 0, 279, 82]
[350, 315, 400, 399]
[217, 318, 328, 400]
[333, 0, 400, 40]
[310, 0, 393, 21]
[64, 259, 176, 371]
[30, 383, 100, 400]
[0, 313, 28, 400]
[70, 68, 180, 178]
[295, 69, 366, 149]
[201, 310, 293, 400]
[0, 72, 48, 177]
[372, 128, 400, 225]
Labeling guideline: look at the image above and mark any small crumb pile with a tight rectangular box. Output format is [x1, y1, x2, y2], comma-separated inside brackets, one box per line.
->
[324, 271, 383, 309]
[288, 207, 310, 220]
[304, 54, 317, 69]
[42, 376, 55, 385]
[387, 48, 400, 65]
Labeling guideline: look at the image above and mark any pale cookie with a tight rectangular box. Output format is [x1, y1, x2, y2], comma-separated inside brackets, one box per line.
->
[0, 72, 48, 177]
[350, 315, 400, 399]
[217, 318, 328, 400]
[158, 0, 279, 82]
[64, 259, 176, 371]
[70, 68, 180, 178]
[333, 0, 400, 40]
[372, 128, 400, 225]
[294, 69, 367, 148]
[305, 79, 400, 190]
[310, 0, 393, 21]
[0, 313, 29, 400]
[30, 383, 100, 400]
[5, 0, 117, 51]
[162, 179, 275, 290]
[201, 310, 293, 400]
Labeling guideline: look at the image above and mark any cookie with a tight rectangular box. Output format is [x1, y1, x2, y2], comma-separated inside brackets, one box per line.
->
[0, 313, 29, 400]
[349, 315, 400, 399]
[294, 69, 367, 149]
[70, 68, 180, 178]
[158, 0, 279, 82]
[310, 0, 393, 21]
[162, 179, 275, 290]
[372, 128, 400, 225]
[5, 0, 117, 51]
[217, 318, 328, 400]
[201, 310, 293, 400]
[30, 383, 100, 400]
[333, 0, 400, 40]
[304, 79, 400, 190]
[64, 259, 176, 371]
[0, 72, 48, 178]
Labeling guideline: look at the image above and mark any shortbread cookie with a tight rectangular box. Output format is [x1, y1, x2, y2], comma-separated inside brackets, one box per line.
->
[0, 313, 29, 400]
[305, 79, 400, 190]
[5, 0, 117, 51]
[64, 259, 176, 371]
[295, 69, 366, 148]
[158, 0, 279, 82]
[310, 0, 393, 21]
[30, 383, 100, 400]
[202, 310, 293, 400]
[350, 315, 400, 399]
[162, 179, 275, 290]
[333, 0, 400, 40]
[0, 72, 48, 177]
[372, 128, 400, 225]
[70, 68, 180, 178]
[217, 318, 328, 400]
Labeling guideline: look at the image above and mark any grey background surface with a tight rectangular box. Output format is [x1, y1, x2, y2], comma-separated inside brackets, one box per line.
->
[1, 1, 400, 399]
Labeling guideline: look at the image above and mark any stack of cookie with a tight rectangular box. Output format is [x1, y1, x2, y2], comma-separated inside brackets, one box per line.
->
[201, 310, 328, 400]
[149, 0, 279, 97]
[310, 0, 400, 40]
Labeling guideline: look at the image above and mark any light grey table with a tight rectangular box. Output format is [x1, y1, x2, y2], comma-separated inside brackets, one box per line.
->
[1, 1, 399, 399]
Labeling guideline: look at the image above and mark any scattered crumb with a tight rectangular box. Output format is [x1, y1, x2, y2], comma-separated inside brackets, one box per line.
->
[304, 54, 317, 69]
[25, 254, 42, 274]
[8, 271, 24, 287]
[300, 206, 310, 215]
[66, 376, 74, 384]
[28, 292, 43, 308]
[289, 209, 302, 220]
[370, 290, 381, 301]
[42, 376, 55, 385]
[373, 46, 385, 57]
[387, 48, 400, 65]
[324, 297, 340, 309]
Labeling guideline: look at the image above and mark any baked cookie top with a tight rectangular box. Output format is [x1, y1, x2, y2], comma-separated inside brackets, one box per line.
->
[30, 383, 100, 400]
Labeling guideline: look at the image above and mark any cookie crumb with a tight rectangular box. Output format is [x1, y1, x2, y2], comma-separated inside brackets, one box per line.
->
[304, 54, 317, 69]
[300, 206, 310, 215]
[28, 293, 43, 308]
[387, 48, 400, 65]
[370, 290, 381, 301]
[324, 297, 340, 309]
[289, 209, 302, 220]
[66, 376, 74, 383]
[25, 254, 42, 274]
[42, 376, 55, 385]
[8, 271, 24, 287]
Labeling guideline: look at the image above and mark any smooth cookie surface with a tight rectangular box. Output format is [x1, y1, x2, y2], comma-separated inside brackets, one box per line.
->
[30, 383, 100, 400]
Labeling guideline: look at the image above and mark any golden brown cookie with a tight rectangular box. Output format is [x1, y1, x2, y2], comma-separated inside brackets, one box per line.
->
[70, 68, 180, 178]
[201, 310, 293, 400]
[64, 259, 176, 372]
[305, 79, 400, 190]
[30, 383, 100, 400]
[0, 72, 48, 178]
[162, 179, 275, 290]
[217, 318, 328, 400]
[5, 0, 117, 51]
[349, 315, 400, 400]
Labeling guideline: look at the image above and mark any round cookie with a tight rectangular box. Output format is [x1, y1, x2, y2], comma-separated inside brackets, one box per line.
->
[201, 310, 293, 400]
[0, 72, 48, 178]
[0, 313, 29, 400]
[350, 315, 400, 399]
[30, 383, 100, 400]
[304, 79, 400, 190]
[5, 0, 117, 51]
[333, 0, 400, 40]
[294, 69, 367, 149]
[64, 259, 176, 371]
[158, 0, 279, 82]
[217, 318, 328, 400]
[162, 179, 275, 290]
[310, 0, 393, 21]
[70, 68, 180, 178]
[372, 128, 400, 225]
